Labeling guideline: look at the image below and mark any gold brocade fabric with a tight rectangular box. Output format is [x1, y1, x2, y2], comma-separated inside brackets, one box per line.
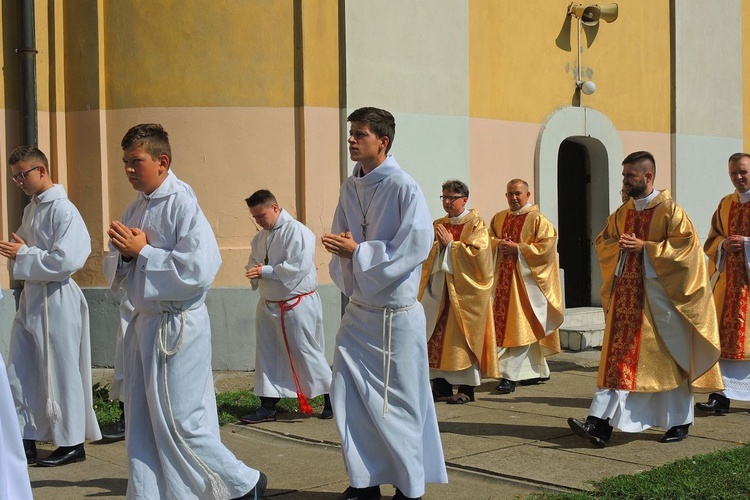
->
[596, 191, 723, 393]
[418, 209, 499, 378]
[704, 193, 750, 361]
[488, 206, 563, 354]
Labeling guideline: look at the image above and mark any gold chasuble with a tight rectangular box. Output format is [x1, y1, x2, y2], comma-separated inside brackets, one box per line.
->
[418, 209, 499, 378]
[704, 193, 750, 361]
[488, 205, 563, 353]
[596, 190, 722, 393]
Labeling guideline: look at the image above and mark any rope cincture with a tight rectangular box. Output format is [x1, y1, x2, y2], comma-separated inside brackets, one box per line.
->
[158, 311, 230, 500]
[350, 299, 417, 418]
[382, 308, 393, 417]
[42, 282, 62, 423]
[268, 290, 317, 415]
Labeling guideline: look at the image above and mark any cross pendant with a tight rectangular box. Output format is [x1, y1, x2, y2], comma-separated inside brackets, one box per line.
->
[361, 220, 368, 240]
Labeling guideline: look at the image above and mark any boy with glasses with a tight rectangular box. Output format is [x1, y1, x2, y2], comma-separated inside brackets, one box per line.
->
[1, 146, 101, 466]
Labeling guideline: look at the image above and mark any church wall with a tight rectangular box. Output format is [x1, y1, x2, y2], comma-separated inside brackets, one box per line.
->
[672, 0, 744, 240]
[343, 1, 471, 220]
[0, 0, 748, 368]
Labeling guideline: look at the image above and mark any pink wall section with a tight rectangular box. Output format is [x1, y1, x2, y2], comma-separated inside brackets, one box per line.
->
[470, 118, 675, 223]
[617, 131, 672, 192]
[469, 118, 542, 220]
[104, 107, 298, 287]
[300, 107, 341, 285]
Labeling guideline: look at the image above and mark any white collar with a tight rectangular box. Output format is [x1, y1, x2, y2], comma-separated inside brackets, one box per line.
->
[633, 190, 659, 212]
[448, 208, 469, 224]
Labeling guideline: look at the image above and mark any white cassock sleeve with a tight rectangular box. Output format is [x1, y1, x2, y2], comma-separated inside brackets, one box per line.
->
[265, 223, 315, 290]
[13, 206, 91, 281]
[137, 202, 221, 301]
[330, 184, 432, 299]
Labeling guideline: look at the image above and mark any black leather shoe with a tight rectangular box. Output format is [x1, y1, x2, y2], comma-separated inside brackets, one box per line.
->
[321, 394, 334, 419]
[100, 415, 126, 442]
[495, 378, 516, 394]
[232, 472, 267, 499]
[393, 488, 421, 499]
[660, 424, 689, 443]
[338, 485, 382, 499]
[35, 443, 86, 467]
[696, 393, 730, 415]
[568, 416, 612, 448]
[518, 376, 551, 386]
[240, 407, 277, 424]
[23, 439, 37, 465]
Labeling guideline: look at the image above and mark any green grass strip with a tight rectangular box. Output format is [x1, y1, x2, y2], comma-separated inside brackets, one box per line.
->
[531, 444, 750, 499]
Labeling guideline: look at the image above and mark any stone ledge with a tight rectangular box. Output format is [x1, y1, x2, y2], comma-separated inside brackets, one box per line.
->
[560, 325, 605, 351]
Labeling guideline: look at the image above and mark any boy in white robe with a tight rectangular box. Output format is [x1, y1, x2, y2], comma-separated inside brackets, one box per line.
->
[240, 189, 333, 424]
[1, 146, 100, 467]
[100, 171, 195, 443]
[104, 124, 266, 499]
[0, 286, 33, 499]
[323, 107, 448, 500]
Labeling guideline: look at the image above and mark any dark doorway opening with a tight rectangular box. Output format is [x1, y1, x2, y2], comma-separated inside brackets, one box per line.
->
[557, 140, 591, 307]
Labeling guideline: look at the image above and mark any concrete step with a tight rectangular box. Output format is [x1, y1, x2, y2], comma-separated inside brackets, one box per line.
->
[559, 307, 605, 351]
[560, 324, 605, 351]
[561, 307, 604, 328]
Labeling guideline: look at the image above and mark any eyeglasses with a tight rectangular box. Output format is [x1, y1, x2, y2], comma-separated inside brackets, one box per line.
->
[439, 195, 466, 202]
[11, 165, 41, 183]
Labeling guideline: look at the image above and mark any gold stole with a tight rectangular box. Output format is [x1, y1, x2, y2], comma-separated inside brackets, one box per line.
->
[493, 213, 528, 346]
[427, 223, 466, 367]
[720, 201, 750, 359]
[602, 208, 654, 390]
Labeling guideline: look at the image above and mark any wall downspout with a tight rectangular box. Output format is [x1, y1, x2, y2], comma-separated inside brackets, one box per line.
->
[18, 0, 38, 148]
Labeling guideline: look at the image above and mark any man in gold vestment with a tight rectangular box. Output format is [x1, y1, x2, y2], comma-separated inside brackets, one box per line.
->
[419, 180, 498, 404]
[569, 151, 722, 447]
[489, 179, 563, 395]
[697, 153, 750, 415]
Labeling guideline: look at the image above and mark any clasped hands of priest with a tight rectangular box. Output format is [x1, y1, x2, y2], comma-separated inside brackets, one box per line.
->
[618, 233, 644, 253]
[497, 237, 519, 257]
[722, 235, 746, 253]
[108, 220, 147, 262]
[435, 224, 454, 248]
[322, 231, 356, 259]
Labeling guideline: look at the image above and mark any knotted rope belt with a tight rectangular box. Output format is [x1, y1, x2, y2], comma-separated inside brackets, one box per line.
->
[350, 299, 417, 417]
[267, 290, 317, 414]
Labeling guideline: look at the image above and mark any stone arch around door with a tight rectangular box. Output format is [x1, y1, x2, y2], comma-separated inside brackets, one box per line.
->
[535, 106, 623, 307]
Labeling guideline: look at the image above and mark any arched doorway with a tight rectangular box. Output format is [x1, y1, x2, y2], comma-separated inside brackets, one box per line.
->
[535, 107, 623, 307]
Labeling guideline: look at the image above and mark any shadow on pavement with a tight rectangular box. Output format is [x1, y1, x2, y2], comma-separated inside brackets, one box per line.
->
[476, 395, 595, 409]
[30, 478, 127, 497]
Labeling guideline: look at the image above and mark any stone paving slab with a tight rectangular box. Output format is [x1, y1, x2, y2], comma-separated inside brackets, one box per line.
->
[30, 351, 750, 499]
